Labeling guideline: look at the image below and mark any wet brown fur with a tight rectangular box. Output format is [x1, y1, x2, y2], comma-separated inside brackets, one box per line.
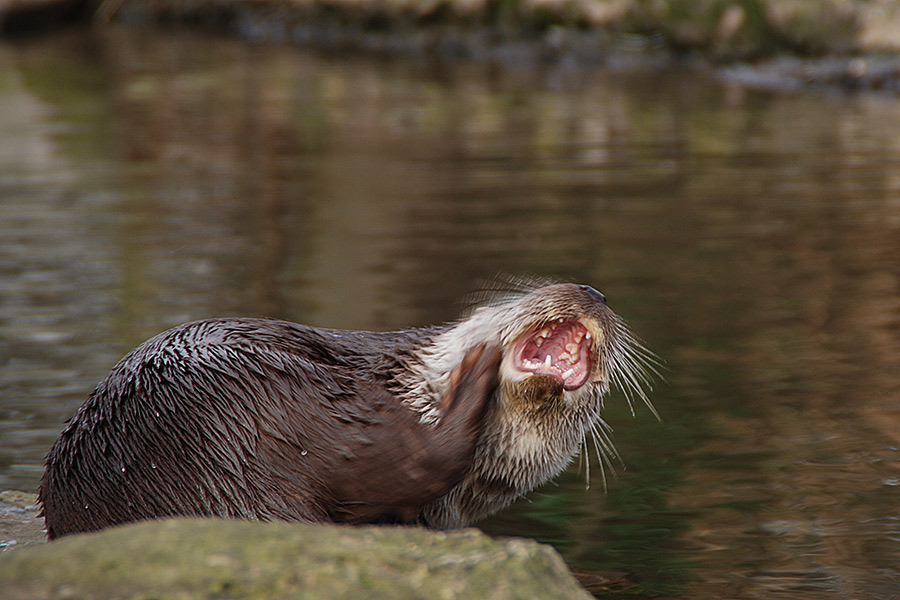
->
[39, 320, 498, 539]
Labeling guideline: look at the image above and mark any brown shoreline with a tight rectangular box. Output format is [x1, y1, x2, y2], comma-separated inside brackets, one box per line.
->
[4, 0, 900, 61]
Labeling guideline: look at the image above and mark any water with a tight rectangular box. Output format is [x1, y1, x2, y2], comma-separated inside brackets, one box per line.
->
[2, 24, 900, 599]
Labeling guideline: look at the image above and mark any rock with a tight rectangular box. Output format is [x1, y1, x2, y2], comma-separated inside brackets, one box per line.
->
[0, 517, 593, 599]
[719, 55, 900, 93]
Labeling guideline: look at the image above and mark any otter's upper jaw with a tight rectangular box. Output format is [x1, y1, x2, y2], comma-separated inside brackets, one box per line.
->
[512, 319, 593, 391]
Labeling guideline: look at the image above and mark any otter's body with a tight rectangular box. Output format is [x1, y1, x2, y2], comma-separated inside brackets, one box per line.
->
[40, 283, 655, 539]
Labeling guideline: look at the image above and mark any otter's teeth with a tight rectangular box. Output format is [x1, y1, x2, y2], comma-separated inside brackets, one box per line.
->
[559, 352, 572, 362]
[565, 342, 579, 355]
[561, 368, 575, 380]
[543, 355, 552, 368]
[585, 332, 592, 340]
[574, 331, 584, 343]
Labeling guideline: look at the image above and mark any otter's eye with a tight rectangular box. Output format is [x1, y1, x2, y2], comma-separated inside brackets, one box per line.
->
[579, 285, 607, 305]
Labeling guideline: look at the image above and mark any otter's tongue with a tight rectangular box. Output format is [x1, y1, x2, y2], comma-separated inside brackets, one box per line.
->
[513, 320, 592, 391]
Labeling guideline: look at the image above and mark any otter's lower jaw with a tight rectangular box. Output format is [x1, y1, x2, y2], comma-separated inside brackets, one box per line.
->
[505, 376, 566, 410]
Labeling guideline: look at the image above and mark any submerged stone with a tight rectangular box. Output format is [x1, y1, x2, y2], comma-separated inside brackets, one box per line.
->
[0, 491, 44, 552]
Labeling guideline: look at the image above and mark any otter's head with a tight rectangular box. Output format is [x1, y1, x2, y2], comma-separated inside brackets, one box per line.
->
[473, 282, 656, 421]
[407, 280, 657, 429]
[408, 281, 659, 527]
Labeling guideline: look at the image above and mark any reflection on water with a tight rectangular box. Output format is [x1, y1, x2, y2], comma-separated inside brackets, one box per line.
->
[2, 25, 900, 598]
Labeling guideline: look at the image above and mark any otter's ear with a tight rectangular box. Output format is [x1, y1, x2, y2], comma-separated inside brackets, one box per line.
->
[438, 343, 501, 418]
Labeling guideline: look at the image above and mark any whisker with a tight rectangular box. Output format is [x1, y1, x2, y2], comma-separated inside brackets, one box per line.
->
[586, 418, 622, 493]
[582, 432, 590, 490]
[605, 317, 664, 420]
[590, 419, 623, 468]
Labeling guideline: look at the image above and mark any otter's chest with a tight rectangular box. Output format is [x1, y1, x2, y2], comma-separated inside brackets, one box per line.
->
[476, 406, 590, 491]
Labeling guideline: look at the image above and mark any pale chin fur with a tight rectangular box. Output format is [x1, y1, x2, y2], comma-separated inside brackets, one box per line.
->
[419, 375, 606, 529]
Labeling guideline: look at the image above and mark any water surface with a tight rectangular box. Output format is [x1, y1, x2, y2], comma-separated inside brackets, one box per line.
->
[1, 25, 899, 598]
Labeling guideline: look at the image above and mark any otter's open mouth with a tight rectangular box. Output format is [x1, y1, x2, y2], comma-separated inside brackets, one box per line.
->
[513, 319, 593, 391]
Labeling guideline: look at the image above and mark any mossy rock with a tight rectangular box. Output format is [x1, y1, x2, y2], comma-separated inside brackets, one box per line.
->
[0, 518, 593, 599]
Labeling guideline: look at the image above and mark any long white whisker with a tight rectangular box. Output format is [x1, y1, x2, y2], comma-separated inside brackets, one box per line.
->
[582, 432, 590, 490]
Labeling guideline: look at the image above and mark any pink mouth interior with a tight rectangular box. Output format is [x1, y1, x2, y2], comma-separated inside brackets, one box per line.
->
[513, 319, 593, 391]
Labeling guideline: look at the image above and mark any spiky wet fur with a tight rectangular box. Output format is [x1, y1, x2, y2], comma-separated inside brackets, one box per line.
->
[402, 279, 659, 528]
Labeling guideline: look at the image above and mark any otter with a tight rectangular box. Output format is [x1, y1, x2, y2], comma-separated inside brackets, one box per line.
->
[39, 281, 657, 539]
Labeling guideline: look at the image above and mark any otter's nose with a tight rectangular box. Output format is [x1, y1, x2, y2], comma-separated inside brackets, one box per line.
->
[579, 285, 607, 305]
